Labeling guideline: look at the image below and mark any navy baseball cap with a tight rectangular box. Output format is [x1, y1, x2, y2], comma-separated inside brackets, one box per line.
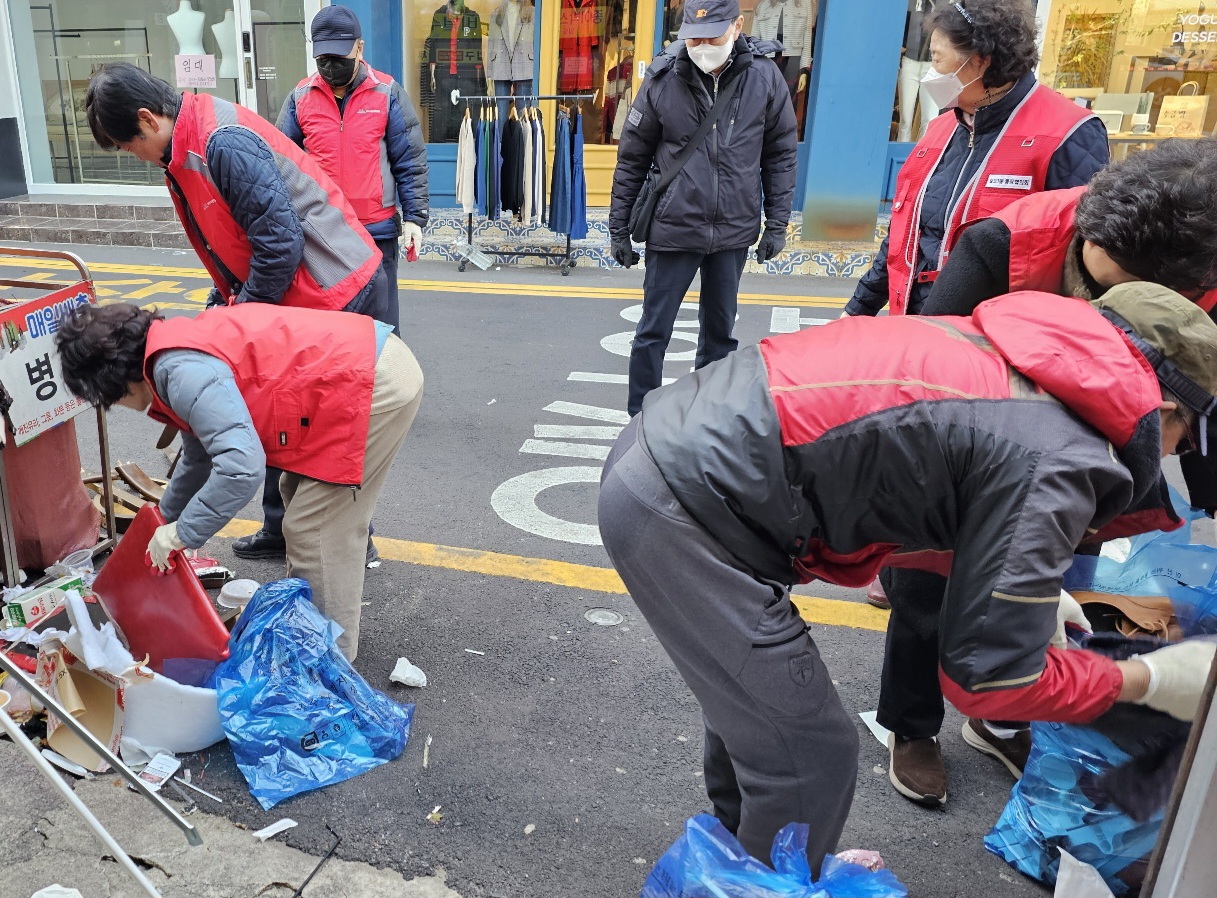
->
[311, 5, 361, 57]
[677, 0, 741, 39]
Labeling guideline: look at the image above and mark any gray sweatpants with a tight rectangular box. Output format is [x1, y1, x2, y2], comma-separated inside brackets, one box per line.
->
[598, 419, 859, 873]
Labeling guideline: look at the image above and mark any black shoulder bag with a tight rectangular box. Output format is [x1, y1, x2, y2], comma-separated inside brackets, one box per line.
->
[628, 72, 744, 244]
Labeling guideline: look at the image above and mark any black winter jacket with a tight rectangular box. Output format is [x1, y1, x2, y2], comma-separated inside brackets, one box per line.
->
[609, 37, 798, 253]
[845, 73, 1110, 316]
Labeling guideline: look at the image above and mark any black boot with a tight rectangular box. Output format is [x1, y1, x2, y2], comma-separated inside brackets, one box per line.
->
[232, 528, 286, 560]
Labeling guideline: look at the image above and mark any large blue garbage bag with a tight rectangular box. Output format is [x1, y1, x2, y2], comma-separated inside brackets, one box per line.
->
[985, 721, 1162, 896]
[1064, 486, 1217, 635]
[641, 814, 907, 898]
[213, 578, 414, 809]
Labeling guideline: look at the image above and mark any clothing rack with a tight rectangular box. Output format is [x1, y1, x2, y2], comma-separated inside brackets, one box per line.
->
[453, 92, 595, 276]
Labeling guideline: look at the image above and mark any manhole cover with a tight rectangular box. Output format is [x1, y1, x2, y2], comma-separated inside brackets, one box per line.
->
[584, 608, 623, 626]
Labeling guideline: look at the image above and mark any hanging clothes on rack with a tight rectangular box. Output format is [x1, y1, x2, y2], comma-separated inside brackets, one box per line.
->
[550, 107, 573, 235]
[456, 108, 476, 215]
[473, 104, 485, 215]
[501, 108, 526, 216]
[532, 108, 547, 227]
[489, 103, 503, 221]
[569, 105, 588, 239]
[521, 107, 534, 224]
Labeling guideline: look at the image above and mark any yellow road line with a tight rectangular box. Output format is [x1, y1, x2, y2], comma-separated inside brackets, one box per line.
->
[217, 517, 886, 632]
[0, 258, 850, 309]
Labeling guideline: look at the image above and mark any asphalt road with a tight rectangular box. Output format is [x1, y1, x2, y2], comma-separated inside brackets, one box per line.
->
[7, 243, 1186, 897]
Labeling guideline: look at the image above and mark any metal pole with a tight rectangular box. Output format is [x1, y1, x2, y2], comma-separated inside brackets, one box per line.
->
[0, 652, 203, 847]
[0, 448, 22, 586]
[0, 692, 163, 897]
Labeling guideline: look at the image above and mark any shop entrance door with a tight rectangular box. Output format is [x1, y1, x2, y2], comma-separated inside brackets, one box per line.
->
[229, 0, 322, 122]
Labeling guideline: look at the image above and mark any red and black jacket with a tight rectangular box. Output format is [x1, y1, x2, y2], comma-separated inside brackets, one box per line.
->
[640, 293, 1177, 723]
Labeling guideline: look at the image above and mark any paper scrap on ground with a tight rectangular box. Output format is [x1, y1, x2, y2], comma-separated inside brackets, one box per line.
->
[390, 657, 427, 687]
[253, 818, 298, 841]
[858, 711, 892, 749]
[136, 752, 181, 791]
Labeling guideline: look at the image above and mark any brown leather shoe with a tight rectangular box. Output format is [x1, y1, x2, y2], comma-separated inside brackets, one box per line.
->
[888, 734, 947, 808]
[865, 576, 891, 610]
[962, 718, 1031, 780]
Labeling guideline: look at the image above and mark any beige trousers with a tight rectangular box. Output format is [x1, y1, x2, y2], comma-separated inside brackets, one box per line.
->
[280, 335, 423, 660]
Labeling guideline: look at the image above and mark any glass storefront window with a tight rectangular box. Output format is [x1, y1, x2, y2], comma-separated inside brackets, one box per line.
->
[892, 0, 940, 143]
[1040, 1, 1217, 154]
[657, 0, 817, 140]
[7, 0, 309, 186]
[554, 0, 638, 146]
[409, 0, 495, 143]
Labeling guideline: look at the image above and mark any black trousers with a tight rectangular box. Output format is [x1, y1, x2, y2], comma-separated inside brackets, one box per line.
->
[876, 567, 948, 739]
[375, 237, 401, 336]
[628, 247, 749, 415]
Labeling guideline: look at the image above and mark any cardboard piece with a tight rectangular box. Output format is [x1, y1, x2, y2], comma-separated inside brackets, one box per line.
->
[91, 505, 229, 674]
[34, 646, 124, 772]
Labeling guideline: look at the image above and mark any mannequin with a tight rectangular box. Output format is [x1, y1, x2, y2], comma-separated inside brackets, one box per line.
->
[488, 0, 535, 121]
[426, 0, 485, 142]
[212, 9, 238, 79]
[167, 0, 206, 56]
[897, 0, 941, 142]
[750, 0, 813, 98]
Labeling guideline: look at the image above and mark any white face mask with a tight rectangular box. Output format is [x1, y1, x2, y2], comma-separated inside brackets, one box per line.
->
[687, 33, 735, 74]
[920, 58, 980, 110]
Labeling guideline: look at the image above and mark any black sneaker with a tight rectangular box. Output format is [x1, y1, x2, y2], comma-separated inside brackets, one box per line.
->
[962, 718, 1031, 780]
[232, 528, 286, 560]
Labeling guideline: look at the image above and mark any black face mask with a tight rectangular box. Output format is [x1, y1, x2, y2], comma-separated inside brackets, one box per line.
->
[317, 55, 358, 88]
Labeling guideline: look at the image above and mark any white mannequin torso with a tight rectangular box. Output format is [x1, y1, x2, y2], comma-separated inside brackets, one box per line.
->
[213, 10, 238, 79]
[167, 0, 206, 56]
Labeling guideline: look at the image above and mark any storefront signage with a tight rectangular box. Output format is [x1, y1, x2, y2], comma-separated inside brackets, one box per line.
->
[175, 54, 217, 89]
[1175, 13, 1217, 43]
[0, 284, 93, 446]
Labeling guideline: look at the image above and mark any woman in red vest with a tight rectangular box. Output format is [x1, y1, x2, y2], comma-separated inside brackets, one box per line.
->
[843, 0, 1111, 811]
[55, 303, 424, 663]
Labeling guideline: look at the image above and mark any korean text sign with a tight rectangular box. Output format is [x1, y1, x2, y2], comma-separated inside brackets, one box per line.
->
[0, 283, 93, 446]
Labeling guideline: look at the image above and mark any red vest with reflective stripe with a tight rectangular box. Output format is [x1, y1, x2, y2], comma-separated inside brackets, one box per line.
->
[991, 186, 1217, 312]
[886, 85, 1095, 315]
[166, 92, 380, 311]
[143, 306, 376, 486]
[291, 65, 398, 226]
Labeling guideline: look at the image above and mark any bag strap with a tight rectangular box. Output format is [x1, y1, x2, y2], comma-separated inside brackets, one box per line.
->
[651, 69, 745, 194]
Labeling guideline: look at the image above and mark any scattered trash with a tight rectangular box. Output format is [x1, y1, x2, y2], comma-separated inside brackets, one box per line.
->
[390, 657, 428, 688]
[214, 579, 413, 810]
[166, 779, 198, 815]
[41, 749, 93, 779]
[858, 711, 892, 749]
[217, 579, 259, 610]
[427, 805, 443, 824]
[584, 608, 623, 627]
[136, 752, 182, 792]
[292, 825, 341, 898]
[253, 818, 298, 842]
[524, 823, 536, 835]
[487, 398, 497, 405]
[642, 814, 908, 897]
[835, 849, 887, 872]
[172, 775, 223, 804]
[423, 734, 433, 769]
[1054, 850, 1117, 898]
[29, 886, 85, 898]
[464, 649, 485, 656]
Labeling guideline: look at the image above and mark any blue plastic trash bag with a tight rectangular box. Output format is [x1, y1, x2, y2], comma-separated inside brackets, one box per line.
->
[986, 721, 1162, 896]
[213, 578, 413, 809]
[641, 814, 907, 898]
[1064, 486, 1217, 636]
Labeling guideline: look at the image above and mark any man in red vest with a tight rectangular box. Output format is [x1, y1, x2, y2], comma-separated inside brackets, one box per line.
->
[85, 62, 392, 567]
[279, 4, 429, 337]
[56, 302, 423, 662]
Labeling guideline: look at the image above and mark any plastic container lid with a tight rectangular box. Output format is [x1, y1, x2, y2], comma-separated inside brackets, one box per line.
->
[218, 579, 260, 609]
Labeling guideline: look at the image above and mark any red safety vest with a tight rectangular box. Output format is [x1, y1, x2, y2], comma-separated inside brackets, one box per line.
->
[144, 306, 377, 486]
[290, 65, 398, 227]
[886, 84, 1095, 315]
[993, 186, 1217, 313]
[166, 92, 380, 312]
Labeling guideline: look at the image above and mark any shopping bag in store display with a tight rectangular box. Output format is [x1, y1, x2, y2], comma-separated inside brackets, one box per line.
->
[642, 814, 907, 898]
[213, 578, 413, 810]
[90, 504, 229, 674]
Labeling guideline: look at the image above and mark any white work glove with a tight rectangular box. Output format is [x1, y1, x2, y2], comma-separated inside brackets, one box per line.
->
[1051, 589, 1092, 650]
[402, 222, 423, 257]
[147, 521, 185, 572]
[1133, 640, 1217, 721]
